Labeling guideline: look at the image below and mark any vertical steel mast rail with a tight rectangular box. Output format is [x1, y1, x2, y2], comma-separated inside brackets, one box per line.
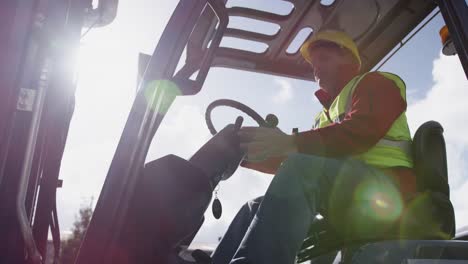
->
[1, 0, 119, 262]
[30, 0, 91, 260]
[0, 1, 59, 262]
[436, 0, 468, 79]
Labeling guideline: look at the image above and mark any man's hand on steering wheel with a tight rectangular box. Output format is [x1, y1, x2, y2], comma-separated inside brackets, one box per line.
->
[205, 99, 298, 174]
[238, 126, 297, 162]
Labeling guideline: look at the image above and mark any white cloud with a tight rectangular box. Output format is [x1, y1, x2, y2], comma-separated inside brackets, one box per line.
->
[407, 53, 468, 229]
[272, 78, 293, 104]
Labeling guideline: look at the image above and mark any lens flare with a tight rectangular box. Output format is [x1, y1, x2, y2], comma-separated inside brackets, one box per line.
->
[375, 198, 388, 208]
[354, 179, 403, 222]
[143, 80, 181, 113]
[327, 173, 404, 238]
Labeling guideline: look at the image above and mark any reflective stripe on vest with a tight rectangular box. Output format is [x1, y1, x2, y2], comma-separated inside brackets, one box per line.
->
[377, 138, 412, 158]
[314, 71, 414, 168]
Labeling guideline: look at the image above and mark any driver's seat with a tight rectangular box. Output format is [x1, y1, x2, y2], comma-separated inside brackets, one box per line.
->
[297, 121, 456, 262]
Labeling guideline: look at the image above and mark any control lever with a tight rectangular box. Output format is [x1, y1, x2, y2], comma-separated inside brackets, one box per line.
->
[219, 116, 244, 180]
[211, 116, 244, 219]
[265, 114, 279, 128]
[189, 116, 245, 184]
[234, 115, 244, 130]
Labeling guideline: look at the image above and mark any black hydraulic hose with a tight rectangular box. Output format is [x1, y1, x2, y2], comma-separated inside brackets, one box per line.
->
[376, 9, 441, 71]
[50, 202, 60, 264]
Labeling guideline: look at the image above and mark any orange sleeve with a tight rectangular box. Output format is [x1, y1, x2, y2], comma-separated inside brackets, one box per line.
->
[295, 73, 406, 157]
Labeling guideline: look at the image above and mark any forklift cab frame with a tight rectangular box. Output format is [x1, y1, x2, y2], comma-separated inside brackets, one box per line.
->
[0, 0, 468, 263]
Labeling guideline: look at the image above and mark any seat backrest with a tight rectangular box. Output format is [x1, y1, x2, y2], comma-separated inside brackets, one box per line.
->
[297, 121, 456, 262]
[412, 121, 450, 196]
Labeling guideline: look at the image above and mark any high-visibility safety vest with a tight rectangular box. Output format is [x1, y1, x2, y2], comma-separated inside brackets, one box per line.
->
[313, 72, 413, 168]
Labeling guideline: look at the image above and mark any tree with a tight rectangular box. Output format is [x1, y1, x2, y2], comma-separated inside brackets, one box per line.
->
[60, 203, 93, 264]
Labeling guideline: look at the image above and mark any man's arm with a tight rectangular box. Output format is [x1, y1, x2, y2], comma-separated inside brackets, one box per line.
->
[294, 72, 407, 157]
[240, 156, 285, 174]
[238, 127, 296, 174]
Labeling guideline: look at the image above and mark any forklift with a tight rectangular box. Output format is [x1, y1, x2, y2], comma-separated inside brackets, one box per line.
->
[1, 0, 468, 263]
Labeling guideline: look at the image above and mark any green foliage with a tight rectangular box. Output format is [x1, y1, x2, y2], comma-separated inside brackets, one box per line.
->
[60, 204, 93, 264]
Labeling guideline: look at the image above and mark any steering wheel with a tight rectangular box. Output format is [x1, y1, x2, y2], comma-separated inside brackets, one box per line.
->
[205, 99, 279, 135]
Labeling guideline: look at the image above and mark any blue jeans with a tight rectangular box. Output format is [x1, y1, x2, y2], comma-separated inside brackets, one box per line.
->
[211, 154, 401, 264]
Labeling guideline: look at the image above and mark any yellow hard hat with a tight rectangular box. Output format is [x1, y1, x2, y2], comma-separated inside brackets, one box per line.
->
[300, 30, 361, 68]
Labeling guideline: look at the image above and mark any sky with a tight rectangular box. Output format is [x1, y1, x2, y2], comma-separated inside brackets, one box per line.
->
[57, 0, 468, 248]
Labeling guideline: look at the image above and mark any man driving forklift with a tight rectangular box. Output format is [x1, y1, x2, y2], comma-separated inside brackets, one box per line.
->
[205, 30, 417, 264]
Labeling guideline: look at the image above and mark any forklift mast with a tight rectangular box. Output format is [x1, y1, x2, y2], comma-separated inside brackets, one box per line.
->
[0, 0, 466, 263]
[0, 0, 117, 263]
